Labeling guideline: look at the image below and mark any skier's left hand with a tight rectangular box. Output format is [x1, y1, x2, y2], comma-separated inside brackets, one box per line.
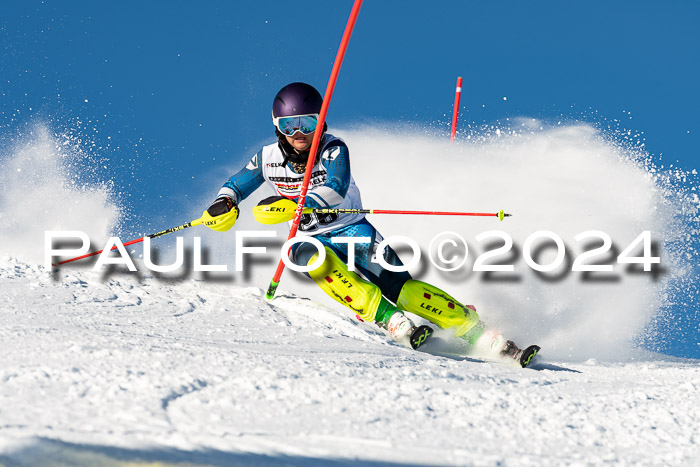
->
[252, 196, 299, 224]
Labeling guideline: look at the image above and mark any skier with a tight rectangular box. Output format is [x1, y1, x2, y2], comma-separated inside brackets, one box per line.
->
[202, 82, 538, 367]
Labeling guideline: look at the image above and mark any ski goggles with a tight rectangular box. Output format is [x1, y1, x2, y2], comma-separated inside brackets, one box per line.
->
[273, 114, 319, 136]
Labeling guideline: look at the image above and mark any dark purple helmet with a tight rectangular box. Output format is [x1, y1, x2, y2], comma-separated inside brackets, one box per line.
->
[272, 82, 323, 118]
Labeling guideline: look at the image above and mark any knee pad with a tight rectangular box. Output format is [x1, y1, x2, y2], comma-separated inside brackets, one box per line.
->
[396, 279, 480, 337]
[307, 246, 383, 322]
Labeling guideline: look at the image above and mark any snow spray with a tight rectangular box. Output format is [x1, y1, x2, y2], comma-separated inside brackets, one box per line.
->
[335, 121, 699, 361]
[0, 124, 122, 265]
[1, 119, 697, 361]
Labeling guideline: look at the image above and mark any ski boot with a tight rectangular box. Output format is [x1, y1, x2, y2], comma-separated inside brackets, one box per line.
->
[410, 325, 433, 350]
[385, 311, 434, 350]
[501, 340, 541, 368]
[478, 330, 540, 368]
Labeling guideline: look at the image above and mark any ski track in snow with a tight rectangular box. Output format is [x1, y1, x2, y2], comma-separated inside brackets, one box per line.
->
[0, 257, 698, 466]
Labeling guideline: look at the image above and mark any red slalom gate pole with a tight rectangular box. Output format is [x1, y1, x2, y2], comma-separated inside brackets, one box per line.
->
[450, 76, 462, 141]
[266, 0, 363, 300]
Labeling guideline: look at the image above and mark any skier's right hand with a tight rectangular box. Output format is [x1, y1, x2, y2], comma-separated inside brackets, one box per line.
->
[202, 196, 239, 232]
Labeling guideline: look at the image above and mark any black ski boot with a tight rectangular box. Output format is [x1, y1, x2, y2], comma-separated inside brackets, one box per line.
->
[409, 325, 433, 350]
[501, 340, 541, 368]
[518, 345, 541, 368]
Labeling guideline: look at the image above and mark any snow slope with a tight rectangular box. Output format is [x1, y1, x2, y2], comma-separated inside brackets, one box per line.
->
[1, 122, 699, 465]
[0, 256, 698, 466]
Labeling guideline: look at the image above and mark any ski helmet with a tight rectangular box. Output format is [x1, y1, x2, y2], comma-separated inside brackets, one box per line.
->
[272, 82, 323, 118]
[272, 82, 327, 168]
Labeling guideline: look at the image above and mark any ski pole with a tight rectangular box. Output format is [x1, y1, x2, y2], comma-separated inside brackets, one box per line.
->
[253, 200, 511, 225]
[266, 0, 363, 300]
[306, 208, 511, 220]
[51, 217, 204, 266]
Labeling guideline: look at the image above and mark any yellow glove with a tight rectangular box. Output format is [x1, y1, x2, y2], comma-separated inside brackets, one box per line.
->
[252, 196, 300, 224]
[202, 197, 239, 232]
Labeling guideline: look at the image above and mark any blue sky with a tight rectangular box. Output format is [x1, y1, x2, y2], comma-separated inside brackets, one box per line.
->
[2, 1, 699, 356]
[3, 1, 698, 210]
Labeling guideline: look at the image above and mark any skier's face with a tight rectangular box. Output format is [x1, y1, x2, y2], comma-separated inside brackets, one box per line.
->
[285, 131, 314, 153]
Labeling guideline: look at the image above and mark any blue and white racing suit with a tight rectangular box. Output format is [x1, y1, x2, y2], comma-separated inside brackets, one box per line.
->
[217, 133, 410, 302]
